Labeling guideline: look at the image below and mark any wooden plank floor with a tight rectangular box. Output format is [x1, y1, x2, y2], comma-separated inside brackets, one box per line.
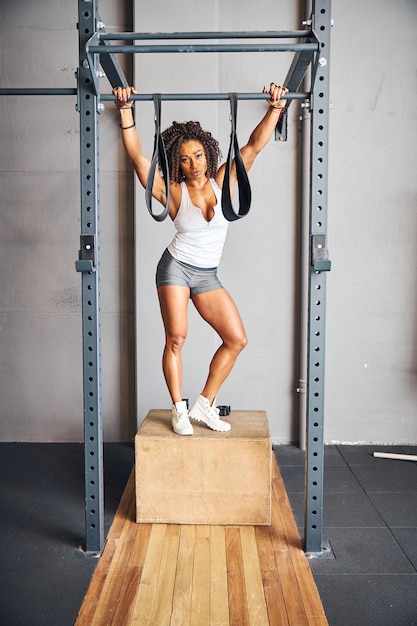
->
[75, 455, 328, 626]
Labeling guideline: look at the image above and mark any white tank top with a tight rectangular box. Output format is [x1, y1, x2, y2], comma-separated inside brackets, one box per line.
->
[167, 179, 229, 268]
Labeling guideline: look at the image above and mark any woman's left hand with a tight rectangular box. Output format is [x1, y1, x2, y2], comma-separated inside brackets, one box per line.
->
[113, 85, 137, 109]
[263, 82, 289, 109]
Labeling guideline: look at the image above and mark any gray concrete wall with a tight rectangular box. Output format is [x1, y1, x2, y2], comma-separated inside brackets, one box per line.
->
[133, 0, 301, 444]
[326, 0, 417, 443]
[0, 1, 136, 441]
[1, 1, 416, 443]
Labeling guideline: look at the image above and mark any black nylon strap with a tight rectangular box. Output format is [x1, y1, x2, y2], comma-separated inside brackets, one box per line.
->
[221, 93, 252, 221]
[145, 93, 170, 222]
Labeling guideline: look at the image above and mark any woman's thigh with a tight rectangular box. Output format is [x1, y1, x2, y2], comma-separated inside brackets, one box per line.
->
[158, 285, 190, 339]
[192, 288, 247, 345]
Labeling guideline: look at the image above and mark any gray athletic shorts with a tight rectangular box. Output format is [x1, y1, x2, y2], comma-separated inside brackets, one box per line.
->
[156, 248, 223, 296]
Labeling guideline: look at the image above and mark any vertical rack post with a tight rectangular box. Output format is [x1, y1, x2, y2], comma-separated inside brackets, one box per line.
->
[76, 0, 104, 554]
[304, 0, 332, 556]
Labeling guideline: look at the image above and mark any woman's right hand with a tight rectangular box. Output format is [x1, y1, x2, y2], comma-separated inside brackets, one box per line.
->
[113, 86, 137, 109]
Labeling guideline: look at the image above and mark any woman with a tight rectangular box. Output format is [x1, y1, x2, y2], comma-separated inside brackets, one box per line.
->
[114, 82, 288, 435]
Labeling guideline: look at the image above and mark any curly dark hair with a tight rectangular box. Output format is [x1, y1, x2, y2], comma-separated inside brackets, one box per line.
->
[160, 121, 222, 183]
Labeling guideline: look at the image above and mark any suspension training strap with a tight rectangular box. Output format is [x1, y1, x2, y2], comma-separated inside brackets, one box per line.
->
[145, 93, 170, 222]
[221, 93, 252, 222]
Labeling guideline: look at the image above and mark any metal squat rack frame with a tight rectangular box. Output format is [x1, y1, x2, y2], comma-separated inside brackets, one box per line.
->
[0, 0, 332, 557]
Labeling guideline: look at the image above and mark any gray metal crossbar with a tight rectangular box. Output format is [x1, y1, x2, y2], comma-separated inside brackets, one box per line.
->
[99, 91, 307, 102]
[99, 30, 312, 40]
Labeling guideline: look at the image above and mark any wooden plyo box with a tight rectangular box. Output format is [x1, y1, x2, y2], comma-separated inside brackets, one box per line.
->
[134, 409, 272, 525]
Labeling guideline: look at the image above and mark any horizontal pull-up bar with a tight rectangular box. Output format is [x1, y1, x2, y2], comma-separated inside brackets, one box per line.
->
[0, 89, 308, 102]
[101, 91, 307, 102]
[88, 42, 318, 54]
[0, 88, 77, 96]
[99, 30, 313, 41]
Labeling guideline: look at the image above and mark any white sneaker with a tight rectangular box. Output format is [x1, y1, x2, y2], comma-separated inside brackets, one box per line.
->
[189, 395, 231, 432]
[171, 401, 193, 436]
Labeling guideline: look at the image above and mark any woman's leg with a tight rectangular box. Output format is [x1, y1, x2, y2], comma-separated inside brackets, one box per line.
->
[157, 285, 190, 403]
[191, 287, 248, 404]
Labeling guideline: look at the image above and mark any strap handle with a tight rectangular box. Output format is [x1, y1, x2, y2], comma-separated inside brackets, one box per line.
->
[221, 93, 252, 222]
[145, 94, 170, 222]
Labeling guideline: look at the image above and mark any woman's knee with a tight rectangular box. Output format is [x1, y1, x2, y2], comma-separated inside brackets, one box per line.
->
[165, 331, 187, 353]
[229, 330, 248, 354]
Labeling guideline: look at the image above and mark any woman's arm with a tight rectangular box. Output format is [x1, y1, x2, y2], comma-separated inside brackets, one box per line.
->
[241, 83, 288, 168]
[113, 86, 168, 206]
[216, 83, 288, 187]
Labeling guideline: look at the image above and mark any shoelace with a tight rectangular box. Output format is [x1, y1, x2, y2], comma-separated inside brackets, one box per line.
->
[207, 405, 221, 420]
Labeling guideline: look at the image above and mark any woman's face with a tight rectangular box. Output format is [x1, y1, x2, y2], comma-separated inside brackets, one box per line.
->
[179, 140, 207, 181]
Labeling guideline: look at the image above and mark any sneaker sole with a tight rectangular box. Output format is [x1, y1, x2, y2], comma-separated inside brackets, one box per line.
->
[189, 414, 231, 432]
[172, 426, 194, 436]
